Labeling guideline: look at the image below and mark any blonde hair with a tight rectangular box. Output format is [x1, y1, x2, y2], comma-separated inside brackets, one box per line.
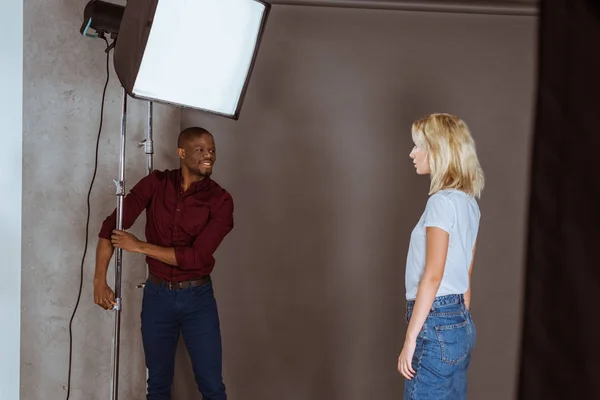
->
[411, 113, 485, 198]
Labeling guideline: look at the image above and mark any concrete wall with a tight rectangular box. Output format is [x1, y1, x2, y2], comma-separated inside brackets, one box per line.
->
[0, 0, 23, 399]
[180, 5, 537, 400]
[21, 0, 180, 399]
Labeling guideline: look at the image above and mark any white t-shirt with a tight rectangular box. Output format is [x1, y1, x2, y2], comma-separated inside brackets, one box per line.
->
[405, 189, 480, 300]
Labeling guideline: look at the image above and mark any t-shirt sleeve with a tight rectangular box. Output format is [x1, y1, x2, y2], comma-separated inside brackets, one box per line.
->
[423, 194, 455, 233]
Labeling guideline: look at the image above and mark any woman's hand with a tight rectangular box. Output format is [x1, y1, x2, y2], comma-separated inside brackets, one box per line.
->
[397, 338, 417, 380]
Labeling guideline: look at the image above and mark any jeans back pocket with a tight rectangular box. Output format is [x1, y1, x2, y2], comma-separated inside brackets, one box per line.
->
[434, 319, 471, 365]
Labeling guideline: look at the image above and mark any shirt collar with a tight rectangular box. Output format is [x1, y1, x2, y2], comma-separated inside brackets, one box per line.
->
[177, 168, 211, 193]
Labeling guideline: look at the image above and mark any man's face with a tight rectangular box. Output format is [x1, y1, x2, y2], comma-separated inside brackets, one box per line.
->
[178, 134, 216, 177]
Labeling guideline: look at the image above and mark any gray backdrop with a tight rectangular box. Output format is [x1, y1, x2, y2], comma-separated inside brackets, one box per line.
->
[21, 2, 536, 400]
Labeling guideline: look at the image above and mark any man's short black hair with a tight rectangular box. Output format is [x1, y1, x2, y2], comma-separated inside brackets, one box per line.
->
[177, 127, 212, 148]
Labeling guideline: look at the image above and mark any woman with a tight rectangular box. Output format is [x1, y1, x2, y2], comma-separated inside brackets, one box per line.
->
[398, 113, 484, 399]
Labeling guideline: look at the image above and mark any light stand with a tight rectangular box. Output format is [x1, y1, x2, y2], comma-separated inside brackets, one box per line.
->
[111, 95, 155, 400]
[110, 87, 127, 400]
[140, 102, 154, 389]
[77, 3, 142, 398]
[109, 93, 154, 400]
[137, 101, 154, 285]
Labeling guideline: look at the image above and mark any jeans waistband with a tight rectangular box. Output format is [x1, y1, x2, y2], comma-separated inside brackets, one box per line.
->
[406, 294, 465, 311]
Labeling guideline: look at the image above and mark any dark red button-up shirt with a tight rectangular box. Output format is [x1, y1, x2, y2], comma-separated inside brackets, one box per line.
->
[98, 169, 234, 282]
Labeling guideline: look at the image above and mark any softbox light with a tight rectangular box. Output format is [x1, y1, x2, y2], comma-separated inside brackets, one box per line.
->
[114, 0, 270, 119]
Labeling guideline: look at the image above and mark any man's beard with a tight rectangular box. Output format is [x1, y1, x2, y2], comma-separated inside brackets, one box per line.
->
[193, 167, 212, 177]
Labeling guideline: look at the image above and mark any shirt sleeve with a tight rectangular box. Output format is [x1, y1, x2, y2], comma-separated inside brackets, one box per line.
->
[98, 172, 157, 239]
[174, 192, 234, 272]
[422, 193, 454, 234]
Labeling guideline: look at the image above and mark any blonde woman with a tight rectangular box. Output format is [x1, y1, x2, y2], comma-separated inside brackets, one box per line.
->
[398, 113, 484, 399]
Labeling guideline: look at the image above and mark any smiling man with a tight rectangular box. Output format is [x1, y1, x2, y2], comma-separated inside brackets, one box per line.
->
[93, 127, 234, 400]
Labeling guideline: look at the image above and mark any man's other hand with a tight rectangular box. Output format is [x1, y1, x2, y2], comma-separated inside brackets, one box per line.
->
[94, 281, 117, 310]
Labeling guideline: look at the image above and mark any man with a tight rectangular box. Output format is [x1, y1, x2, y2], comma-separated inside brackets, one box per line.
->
[93, 127, 233, 400]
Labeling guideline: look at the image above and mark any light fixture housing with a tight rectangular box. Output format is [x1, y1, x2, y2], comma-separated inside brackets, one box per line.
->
[80, 0, 125, 39]
[114, 0, 270, 120]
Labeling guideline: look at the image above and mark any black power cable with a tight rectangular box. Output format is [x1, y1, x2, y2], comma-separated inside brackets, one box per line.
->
[66, 35, 113, 400]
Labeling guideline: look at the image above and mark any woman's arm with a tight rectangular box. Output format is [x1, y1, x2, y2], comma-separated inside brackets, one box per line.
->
[464, 242, 476, 310]
[406, 227, 450, 340]
[398, 226, 450, 379]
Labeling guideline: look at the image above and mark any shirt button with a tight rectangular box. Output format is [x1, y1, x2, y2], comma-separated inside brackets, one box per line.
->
[176, 209, 180, 212]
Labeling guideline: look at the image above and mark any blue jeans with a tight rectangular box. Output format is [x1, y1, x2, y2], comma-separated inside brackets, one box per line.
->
[403, 294, 476, 400]
[141, 278, 226, 400]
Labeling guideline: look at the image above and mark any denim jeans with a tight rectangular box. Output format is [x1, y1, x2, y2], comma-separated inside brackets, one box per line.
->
[141, 278, 226, 400]
[403, 294, 475, 400]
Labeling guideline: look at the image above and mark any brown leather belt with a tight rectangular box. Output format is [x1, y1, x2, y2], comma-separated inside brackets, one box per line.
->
[147, 273, 211, 290]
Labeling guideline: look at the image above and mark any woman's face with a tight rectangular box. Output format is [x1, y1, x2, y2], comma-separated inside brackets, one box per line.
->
[409, 144, 431, 175]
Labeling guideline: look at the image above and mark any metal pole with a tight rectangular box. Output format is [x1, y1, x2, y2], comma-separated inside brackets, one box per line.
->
[145, 102, 154, 280]
[137, 101, 154, 393]
[267, 0, 539, 17]
[137, 102, 154, 289]
[145, 102, 154, 175]
[111, 87, 127, 400]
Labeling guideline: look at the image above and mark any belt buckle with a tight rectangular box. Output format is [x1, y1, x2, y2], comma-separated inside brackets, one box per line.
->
[167, 281, 174, 290]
